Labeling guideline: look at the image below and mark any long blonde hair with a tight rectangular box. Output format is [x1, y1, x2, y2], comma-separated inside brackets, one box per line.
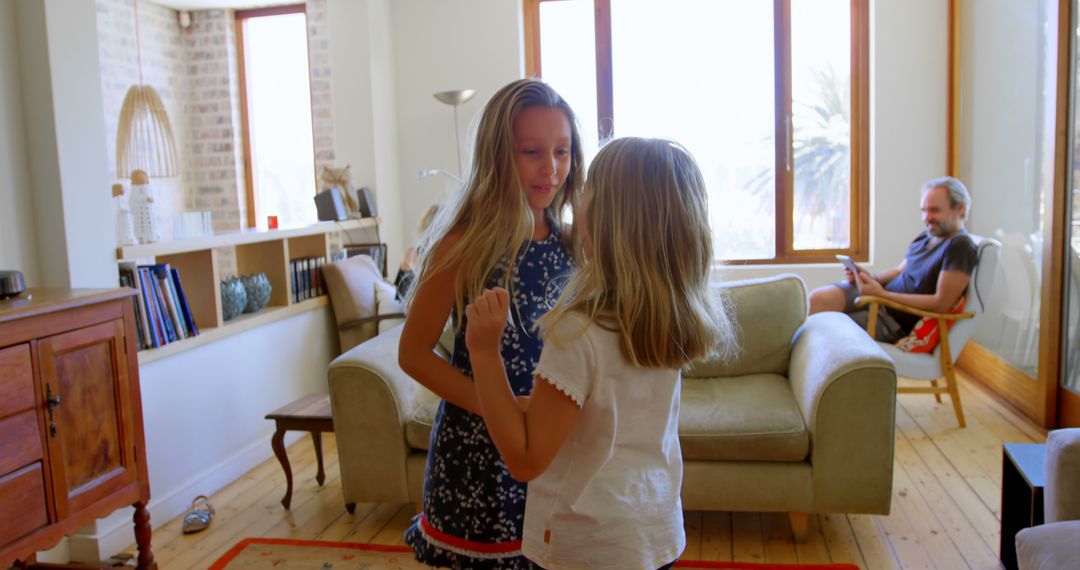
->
[539, 138, 737, 368]
[406, 79, 584, 323]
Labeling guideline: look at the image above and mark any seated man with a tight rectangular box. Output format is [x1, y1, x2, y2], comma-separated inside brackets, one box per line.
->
[809, 176, 978, 343]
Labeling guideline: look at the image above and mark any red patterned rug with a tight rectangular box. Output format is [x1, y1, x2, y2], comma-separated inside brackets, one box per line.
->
[210, 538, 860, 569]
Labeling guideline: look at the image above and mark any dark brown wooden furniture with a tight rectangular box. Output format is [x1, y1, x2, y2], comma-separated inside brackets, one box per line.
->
[265, 393, 334, 510]
[1001, 442, 1047, 570]
[0, 289, 155, 569]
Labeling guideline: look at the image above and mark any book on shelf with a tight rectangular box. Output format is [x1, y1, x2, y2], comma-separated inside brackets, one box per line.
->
[117, 269, 146, 350]
[118, 262, 199, 351]
[172, 267, 199, 336]
[289, 256, 328, 302]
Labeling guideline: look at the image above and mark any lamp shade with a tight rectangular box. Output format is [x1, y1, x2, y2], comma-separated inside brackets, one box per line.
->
[116, 84, 179, 179]
[433, 89, 476, 106]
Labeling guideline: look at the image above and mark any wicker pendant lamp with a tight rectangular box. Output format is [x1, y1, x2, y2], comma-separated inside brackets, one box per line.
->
[116, 0, 179, 180]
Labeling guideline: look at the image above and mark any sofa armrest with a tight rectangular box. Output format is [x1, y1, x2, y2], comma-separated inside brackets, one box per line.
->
[1046, 428, 1080, 522]
[788, 312, 897, 514]
[328, 324, 421, 503]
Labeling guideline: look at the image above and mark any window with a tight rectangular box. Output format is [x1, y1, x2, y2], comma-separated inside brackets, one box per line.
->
[524, 0, 869, 263]
[236, 5, 317, 229]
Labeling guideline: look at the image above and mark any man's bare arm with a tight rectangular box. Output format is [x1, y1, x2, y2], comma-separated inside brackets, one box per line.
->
[857, 268, 969, 313]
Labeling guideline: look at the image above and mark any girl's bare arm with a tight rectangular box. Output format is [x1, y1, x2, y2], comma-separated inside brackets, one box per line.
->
[398, 233, 481, 414]
[466, 288, 580, 481]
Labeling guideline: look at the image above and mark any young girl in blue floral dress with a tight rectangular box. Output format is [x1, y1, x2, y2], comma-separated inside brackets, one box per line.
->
[398, 78, 584, 569]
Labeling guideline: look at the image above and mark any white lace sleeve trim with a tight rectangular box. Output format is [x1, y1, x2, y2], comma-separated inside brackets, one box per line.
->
[536, 371, 584, 407]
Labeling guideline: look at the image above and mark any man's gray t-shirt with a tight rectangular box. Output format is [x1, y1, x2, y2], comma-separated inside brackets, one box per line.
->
[884, 230, 978, 332]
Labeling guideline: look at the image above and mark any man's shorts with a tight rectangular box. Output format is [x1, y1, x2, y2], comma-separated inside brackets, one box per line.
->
[835, 281, 906, 343]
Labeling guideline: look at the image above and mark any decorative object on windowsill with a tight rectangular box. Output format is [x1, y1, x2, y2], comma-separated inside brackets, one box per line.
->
[428, 89, 476, 179]
[241, 273, 272, 313]
[116, 0, 180, 180]
[320, 165, 358, 212]
[129, 170, 160, 244]
[172, 211, 214, 240]
[113, 183, 137, 247]
[220, 277, 248, 321]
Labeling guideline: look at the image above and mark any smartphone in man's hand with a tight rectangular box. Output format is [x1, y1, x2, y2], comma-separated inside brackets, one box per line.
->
[836, 254, 863, 291]
[836, 254, 861, 275]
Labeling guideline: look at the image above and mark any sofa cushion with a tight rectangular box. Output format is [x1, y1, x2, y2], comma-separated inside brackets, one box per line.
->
[406, 387, 441, 451]
[685, 274, 806, 378]
[1016, 520, 1080, 570]
[679, 374, 809, 462]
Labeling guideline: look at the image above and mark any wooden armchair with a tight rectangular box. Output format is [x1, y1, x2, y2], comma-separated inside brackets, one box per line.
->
[322, 254, 404, 355]
[855, 236, 1001, 427]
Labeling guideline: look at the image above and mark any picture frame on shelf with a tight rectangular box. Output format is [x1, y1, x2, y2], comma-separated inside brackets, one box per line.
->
[344, 242, 388, 278]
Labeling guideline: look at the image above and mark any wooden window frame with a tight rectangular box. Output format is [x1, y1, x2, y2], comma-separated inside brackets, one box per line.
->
[524, 0, 870, 264]
[235, 4, 317, 229]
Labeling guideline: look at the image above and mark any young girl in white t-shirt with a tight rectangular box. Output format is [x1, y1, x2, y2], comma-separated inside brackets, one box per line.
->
[465, 137, 738, 570]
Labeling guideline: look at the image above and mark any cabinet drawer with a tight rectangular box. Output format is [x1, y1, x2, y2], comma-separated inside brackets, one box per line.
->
[0, 409, 43, 476]
[0, 463, 49, 543]
[0, 343, 34, 418]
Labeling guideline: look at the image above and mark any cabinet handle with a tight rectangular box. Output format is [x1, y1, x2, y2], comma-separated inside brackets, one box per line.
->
[47, 385, 62, 415]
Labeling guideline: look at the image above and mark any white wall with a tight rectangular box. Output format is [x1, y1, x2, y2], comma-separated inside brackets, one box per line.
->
[16, 0, 116, 288]
[389, 0, 524, 255]
[327, 0, 405, 272]
[367, 0, 405, 273]
[0, 0, 39, 285]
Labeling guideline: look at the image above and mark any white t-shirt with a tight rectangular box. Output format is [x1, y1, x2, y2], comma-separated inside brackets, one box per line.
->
[524, 312, 685, 570]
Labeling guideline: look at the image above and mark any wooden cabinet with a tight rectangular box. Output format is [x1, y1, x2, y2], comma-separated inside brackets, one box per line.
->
[0, 289, 154, 569]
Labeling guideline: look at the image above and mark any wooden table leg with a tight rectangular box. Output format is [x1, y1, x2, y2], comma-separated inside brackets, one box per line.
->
[311, 431, 325, 486]
[133, 501, 157, 569]
[271, 426, 293, 509]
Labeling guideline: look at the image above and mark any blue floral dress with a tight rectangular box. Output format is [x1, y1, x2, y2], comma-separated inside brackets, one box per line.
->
[405, 226, 572, 569]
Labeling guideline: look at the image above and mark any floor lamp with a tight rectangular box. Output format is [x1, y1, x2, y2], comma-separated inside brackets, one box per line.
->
[433, 89, 475, 179]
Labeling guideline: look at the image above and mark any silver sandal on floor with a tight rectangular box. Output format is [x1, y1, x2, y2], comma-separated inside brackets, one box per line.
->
[182, 495, 215, 534]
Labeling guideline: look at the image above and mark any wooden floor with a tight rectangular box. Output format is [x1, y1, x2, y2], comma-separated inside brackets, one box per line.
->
[130, 371, 1045, 569]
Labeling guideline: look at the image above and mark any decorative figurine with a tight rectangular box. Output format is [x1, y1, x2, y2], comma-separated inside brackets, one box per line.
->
[320, 164, 358, 213]
[113, 183, 137, 247]
[129, 169, 160, 244]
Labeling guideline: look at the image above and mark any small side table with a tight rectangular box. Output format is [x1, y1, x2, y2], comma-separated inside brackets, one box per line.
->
[265, 394, 335, 510]
[1000, 442, 1046, 570]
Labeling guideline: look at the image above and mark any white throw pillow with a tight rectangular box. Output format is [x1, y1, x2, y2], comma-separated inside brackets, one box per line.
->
[373, 280, 405, 334]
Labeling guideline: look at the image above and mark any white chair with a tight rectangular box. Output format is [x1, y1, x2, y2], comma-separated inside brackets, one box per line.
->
[995, 230, 1040, 367]
[856, 235, 1001, 427]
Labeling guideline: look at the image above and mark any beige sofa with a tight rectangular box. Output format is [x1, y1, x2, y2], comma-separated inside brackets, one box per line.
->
[328, 274, 897, 534]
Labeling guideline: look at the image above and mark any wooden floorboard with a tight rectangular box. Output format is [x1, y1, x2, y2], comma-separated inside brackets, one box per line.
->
[124, 372, 1045, 569]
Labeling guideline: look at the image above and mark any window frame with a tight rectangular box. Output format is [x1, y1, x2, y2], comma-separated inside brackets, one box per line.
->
[235, 4, 317, 229]
[523, 0, 870, 264]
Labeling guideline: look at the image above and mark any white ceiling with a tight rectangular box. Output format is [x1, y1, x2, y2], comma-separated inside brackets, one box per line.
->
[150, 0, 296, 10]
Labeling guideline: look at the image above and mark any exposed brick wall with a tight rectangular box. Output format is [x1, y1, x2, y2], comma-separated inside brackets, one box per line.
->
[184, 9, 247, 236]
[97, 0, 189, 240]
[307, 0, 336, 175]
[97, 0, 340, 278]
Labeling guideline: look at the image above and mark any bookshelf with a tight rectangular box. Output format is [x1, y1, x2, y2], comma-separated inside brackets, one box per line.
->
[117, 218, 378, 364]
